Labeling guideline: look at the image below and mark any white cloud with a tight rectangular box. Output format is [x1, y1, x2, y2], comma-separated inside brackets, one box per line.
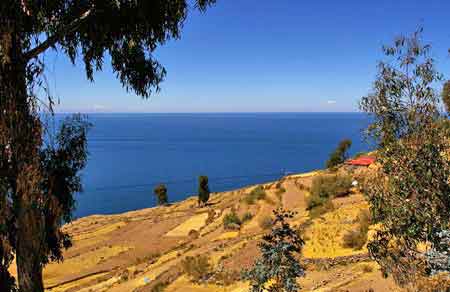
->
[92, 104, 107, 111]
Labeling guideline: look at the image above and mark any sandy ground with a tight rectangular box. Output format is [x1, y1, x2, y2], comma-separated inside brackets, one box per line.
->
[10, 167, 404, 292]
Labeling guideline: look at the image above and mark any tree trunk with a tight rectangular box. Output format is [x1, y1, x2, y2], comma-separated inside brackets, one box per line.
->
[1, 27, 45, 292]
[16, 205, 45, 292]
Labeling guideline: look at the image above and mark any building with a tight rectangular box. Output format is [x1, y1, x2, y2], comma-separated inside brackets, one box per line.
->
[345, 156, 376, 167]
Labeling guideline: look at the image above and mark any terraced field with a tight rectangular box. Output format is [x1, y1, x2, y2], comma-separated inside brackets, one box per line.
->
[10, 167, 404, 292]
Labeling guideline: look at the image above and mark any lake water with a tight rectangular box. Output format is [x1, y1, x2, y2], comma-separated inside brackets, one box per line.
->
[73, 113, 371, 218]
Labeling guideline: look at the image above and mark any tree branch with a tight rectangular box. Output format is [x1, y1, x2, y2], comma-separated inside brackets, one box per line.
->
[23, 9, 93, 61]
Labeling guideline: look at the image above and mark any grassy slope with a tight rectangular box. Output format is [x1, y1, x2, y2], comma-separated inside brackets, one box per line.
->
[14, 167, 404, 292]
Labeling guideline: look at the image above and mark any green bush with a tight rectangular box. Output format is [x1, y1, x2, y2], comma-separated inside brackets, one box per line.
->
[223, 212, 241, 230]
[308, 174, 352, 206]
[244, 186, 266, 204]
[181, 255, 212, 283]
[307, 174, 351, 218]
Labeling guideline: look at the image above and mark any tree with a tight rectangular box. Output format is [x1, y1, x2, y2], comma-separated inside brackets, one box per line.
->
[360, 29, 450, 286]
[198, 175, 210, 206]
[154, 184, 168, 206]
[326, 139, 352, 169]
[242, 209, 305, 292]
[443, 80, 450, 114]
[0, 1, 216, 291]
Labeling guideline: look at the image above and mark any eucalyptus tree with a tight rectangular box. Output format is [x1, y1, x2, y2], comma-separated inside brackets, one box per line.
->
[360, 29, 450, 286]
[0, 1, 215, 291]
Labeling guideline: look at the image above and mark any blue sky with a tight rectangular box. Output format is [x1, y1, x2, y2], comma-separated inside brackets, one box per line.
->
[47, 0, 450, 113]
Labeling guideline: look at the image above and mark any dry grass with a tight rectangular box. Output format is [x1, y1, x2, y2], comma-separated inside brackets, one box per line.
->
[258, 215, 273, 230]
[244, 186, 267, 204]
[303, 200, 369, 258]
[342, 209, 371, 250]
[166, 213, 209, 237]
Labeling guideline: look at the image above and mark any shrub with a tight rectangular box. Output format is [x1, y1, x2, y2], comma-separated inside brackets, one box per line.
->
[361, 264, 374, 273]
[342, 210, 371, 250]
[308, 200, 334, 220]
[326, 139, 352, 169]
[308, 174, 352, 210]
[241, 212, 253, 223]
[244, 186, 266, 204]
[342, 229, 367, 250]
[223, 212, 241, 230]
[242, 209, 305, 292]
[181, 255, 212, 283]
[213, 265, 241, 286]
[154, 184, 168, 205]
[135, 252, 161, 265]
[151, 281, 169, 292]
[306, 192, 327, 210]
[258, 215, 273, 230]
[205, 209, 216, 225]
[307, 173, 350, 212]
[198, 176, 210, 206]
[275, 187, 286, 201]
[188, 229, 200, 240]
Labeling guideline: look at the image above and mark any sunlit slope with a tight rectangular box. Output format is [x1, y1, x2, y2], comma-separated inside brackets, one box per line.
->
[16, 166, 404, 292]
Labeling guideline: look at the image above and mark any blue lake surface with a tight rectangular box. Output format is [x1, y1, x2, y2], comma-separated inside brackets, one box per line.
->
[73, 113, 371, 218]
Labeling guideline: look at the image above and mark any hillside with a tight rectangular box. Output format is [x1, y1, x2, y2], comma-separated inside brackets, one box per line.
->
[11, 168, 404, 292]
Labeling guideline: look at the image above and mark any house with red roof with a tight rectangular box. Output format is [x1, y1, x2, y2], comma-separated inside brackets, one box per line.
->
[345, 156, 376, 167]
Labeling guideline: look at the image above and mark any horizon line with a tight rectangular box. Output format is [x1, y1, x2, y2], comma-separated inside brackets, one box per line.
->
[53, 111, 363, 114]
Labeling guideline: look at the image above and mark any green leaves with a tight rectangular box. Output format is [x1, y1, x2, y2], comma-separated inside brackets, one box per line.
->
[15, 0, 216, 97]
[326, 139, 352, 169]
[242, 209, 305, 292]
[361, 29, 450, 286]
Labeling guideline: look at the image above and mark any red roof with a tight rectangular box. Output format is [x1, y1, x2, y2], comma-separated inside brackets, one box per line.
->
[345, 156, 376, 166]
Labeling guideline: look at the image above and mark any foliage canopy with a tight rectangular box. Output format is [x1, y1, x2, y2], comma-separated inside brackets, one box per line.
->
[326, 139, 352, 169]
[360, 29, 450, 286]
[0, 1, 216, 291]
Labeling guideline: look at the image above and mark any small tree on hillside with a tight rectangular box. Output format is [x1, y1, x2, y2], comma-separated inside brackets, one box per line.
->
[326, 139, 352, 169]
[360, 29, 450, 286]
[198, 176, 210, 206]
[242, 209, 305, 292]
[154, 184, 168, 206]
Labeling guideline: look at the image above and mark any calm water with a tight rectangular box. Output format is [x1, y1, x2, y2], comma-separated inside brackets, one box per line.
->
[73, 113, 371, 218]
